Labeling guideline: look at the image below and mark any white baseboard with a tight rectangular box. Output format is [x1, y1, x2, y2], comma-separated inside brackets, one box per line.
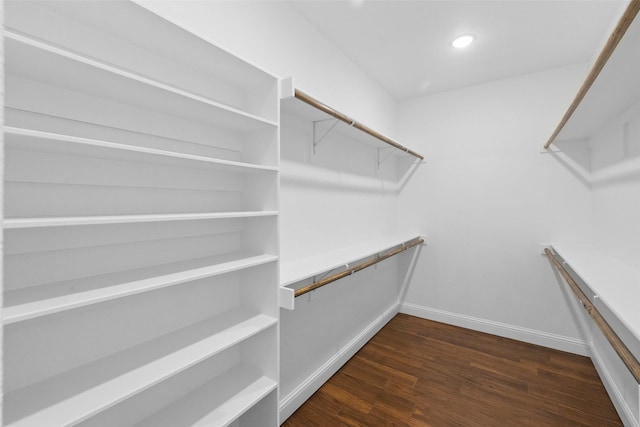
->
[400, 303, 591, 356]
[590, 340, 639, 427]
[278, 303, 399, 423]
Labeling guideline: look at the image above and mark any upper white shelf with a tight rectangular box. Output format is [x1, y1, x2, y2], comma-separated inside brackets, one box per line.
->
[6, 0, 278, 122]
[280, 233, 425, 288]
[5, 127, 278, 174]
[5, 32, 277, 134]
[280, 78, 423, 160]
[4, 309, 277, 427]
[551, 243, 640, 357]
[546, 2, 640, 145]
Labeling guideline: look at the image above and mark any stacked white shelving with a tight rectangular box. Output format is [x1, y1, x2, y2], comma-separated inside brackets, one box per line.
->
[3, 1, 279, 426]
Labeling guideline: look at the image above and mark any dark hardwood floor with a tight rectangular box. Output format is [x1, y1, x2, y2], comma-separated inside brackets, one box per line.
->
[282, 313, 622, 426]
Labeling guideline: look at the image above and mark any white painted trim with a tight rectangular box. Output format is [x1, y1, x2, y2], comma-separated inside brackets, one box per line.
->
[400, 303, 591, 357]
[278, 303, 399, 422]
[590, 342, 639, 427]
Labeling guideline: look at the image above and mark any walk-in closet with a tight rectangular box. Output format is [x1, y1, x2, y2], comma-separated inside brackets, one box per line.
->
[1, 1, 639, 426]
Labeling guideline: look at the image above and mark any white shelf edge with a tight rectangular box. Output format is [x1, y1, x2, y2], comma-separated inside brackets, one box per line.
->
[134, 368, 276, 427]
[5, 127, 278, 173]
[5, 311, 277, 427]
[550, 243, 640, 345]
[5, 31, 278, 129]
[4, 211, 278, 229]
[280, 233, 426, 287]
[279, 286, 295, 311]
[3, 254, 278, 325]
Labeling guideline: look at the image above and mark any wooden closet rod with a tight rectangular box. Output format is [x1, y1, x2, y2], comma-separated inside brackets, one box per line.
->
[545, 248, 640, 383]
[294, 89, 425, 160]
[294, 237, 424, 298]
[544, 0, 640, 149]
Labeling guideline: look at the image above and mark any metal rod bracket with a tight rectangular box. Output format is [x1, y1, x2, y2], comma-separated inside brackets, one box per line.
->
[377, 147, 394, 174]
[313, 118, 340, 154]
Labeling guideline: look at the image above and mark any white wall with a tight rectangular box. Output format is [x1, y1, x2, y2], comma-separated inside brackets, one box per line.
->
[396, 64, 595, 354]
[1, 2, 4, 424]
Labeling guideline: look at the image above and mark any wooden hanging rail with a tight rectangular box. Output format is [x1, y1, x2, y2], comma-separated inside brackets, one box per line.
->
[294, 237, 424, 298]
[545, 248, 640, 383]
[544, 0, 640, 149]
[294, 89, 424, 160]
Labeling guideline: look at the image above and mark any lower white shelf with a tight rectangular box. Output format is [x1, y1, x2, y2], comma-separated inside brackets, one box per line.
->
[4, 252, 278, 325]
[4, 309, 277, 427]
[551, 243, 640, 357]
[135, 367, 276, 427]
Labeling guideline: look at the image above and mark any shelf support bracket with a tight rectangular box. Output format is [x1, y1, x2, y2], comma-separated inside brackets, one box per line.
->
[377, 147, 394, 174]
[313, 118, 340, 154]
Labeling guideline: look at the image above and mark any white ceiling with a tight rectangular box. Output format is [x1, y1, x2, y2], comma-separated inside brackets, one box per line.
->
[287, 0, 626, 100]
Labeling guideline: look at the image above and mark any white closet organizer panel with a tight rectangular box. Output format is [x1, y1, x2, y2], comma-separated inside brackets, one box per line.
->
[4, 1, 280, 425]
[133, 368, 276, 427]
[4, 253, 277, 325]
[5, 127, 278, 173]
[280, 233, 425, 287]
[6, 0, 278, 123]
[3, 309, 277, 427]
[552, 243, 640, 359]
[5, 32, 277, 131]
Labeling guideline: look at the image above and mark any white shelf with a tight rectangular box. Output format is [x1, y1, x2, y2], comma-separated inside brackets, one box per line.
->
[280, 80, 422, 160]
[551, 4, 640, 143]
[4, 211, 278, 229]
[4, 253, 278, 325]
[4, 2, 280, 425]
[4, 309, 277, 427]
[280, 233, 425, 287]
[5, 127, 278, 173]
[5, 32, 277, 133]
[551, 243, 640, 348]
[281, 95, 381, 152]
[6, 0, 277, 122]
[135, 367, 276, 427]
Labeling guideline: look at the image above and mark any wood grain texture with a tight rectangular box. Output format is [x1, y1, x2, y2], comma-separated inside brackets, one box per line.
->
[283, 313, 622, 426]
[294, 89, 424, 160]
[294, 238, 424, 298]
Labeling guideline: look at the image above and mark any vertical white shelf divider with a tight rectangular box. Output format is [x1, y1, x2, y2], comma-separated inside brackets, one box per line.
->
[2, 1, 279, 426]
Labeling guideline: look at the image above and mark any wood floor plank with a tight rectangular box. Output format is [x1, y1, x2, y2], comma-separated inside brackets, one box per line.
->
[282, 313, 623, 426]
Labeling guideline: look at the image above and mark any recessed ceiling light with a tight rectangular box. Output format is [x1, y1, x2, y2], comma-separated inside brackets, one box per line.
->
[452, 35, 474, 49]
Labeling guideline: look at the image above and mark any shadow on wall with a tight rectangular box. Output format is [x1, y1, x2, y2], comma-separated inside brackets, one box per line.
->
[280, 109, 422, 193]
